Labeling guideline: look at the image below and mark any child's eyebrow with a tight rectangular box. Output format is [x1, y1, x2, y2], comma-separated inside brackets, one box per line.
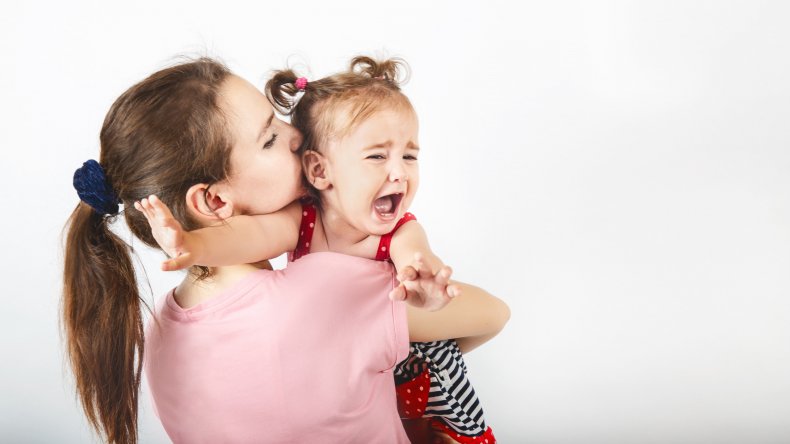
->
[363, 141, 420, 150]
[363, 141, 393, 150]
[256, 114, 275, 142]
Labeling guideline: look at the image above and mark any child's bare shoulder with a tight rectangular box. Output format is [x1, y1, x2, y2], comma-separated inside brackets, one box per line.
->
[390, 219, 425, 248]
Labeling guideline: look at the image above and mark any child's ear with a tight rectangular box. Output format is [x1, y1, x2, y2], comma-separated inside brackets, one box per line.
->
[185, 183, 235, 223]
[303, 150, 331, 190]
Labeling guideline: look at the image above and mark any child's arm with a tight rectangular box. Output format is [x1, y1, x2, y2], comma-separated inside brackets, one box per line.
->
[388, 221, 510, 352]
[388, 220, 460, 311]
[135, 195, 301, 270]
[407, 281, 510, 353]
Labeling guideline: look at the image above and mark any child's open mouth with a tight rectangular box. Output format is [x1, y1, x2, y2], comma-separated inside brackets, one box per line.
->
[373, 193, 404, 221]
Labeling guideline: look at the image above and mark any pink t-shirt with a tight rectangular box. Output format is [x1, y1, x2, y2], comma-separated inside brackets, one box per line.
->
[144, 252, 410, 443]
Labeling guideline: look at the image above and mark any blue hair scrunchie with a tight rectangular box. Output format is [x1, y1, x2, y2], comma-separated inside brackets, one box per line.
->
[73, 159, 121, 215]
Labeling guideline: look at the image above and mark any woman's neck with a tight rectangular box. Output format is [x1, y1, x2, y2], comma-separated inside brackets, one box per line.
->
[173, 262, 269, 309]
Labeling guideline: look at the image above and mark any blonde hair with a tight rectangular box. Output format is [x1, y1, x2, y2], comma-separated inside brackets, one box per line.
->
[266, 56, 414, 202]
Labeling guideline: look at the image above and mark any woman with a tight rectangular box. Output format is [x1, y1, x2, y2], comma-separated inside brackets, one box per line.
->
[64, 58, 508, 444]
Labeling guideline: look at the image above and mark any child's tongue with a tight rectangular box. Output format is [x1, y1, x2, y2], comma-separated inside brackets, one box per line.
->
[374, 195, 394, 214]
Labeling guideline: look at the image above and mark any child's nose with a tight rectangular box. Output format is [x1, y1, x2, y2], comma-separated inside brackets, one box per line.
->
[388, 160, 408, 182]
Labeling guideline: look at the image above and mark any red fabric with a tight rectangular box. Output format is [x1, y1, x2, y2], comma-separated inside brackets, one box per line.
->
[291, 204, 416, 263]
[431, 421, 497, 444]
[395, 368, 431, 419]
[375, 212, 417, 261]
[397, 367, 498, 443]
[290, 200, 317, 262]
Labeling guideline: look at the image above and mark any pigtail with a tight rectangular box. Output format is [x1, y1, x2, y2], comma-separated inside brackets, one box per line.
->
[350, 56, 410, 86]
[63, 203, 145, 444]
[265, 69, 301, 115]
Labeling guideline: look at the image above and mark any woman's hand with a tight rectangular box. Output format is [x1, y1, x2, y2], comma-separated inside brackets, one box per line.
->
[134, 195, 201, 271]
[389, 252, 461, 311]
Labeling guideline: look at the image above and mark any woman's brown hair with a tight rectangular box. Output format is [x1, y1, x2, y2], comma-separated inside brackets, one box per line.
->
[63, 58, 234, 444]
[265, 55, 414, 203]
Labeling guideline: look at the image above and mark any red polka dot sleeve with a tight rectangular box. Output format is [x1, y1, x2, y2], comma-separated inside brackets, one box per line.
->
[374, 212, 417, 262]
[289, 199, 317, 262]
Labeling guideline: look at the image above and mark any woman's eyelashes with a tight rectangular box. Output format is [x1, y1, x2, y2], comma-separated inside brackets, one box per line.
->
[262, 133, 278, 149]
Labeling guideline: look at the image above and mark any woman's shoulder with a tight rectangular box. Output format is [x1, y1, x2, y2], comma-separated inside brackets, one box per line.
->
[286, 251, 395, 276]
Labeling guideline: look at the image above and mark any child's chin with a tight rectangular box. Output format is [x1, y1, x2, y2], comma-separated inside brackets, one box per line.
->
[367, 220, 397, 236]
[369, 226, 393, 236]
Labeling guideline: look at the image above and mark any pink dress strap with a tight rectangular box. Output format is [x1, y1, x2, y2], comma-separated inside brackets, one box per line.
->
[290, 199, 318, 262]
[375, 213, 417, 261]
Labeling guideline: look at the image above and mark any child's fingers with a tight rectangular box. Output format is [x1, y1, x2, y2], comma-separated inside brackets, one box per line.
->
[413, 254, 432, 277]
[133, 200, 149, 220]
[389, 284, 407, 301]
[162, 253, 192, 271]
[447, 284, 462, 298]
[435, 265, 452, 287]
[148, 195, 174, 221]
[398, 265, 418, 282]
[135, 199, 153, 220]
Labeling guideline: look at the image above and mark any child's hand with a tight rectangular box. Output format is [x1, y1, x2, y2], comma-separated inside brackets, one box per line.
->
[134, 195, 201, 271]
[389, 253, 461, 311]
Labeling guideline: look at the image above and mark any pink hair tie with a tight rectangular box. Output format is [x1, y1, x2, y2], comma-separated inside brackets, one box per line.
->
[295, 77, 308, 91]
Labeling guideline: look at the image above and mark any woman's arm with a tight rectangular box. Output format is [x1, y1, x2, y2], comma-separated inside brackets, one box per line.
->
[135, 195, 302, 270]
[407, 281, 510, 353]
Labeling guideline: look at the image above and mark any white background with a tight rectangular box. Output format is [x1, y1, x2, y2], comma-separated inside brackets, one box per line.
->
[2, 1, 789, 443]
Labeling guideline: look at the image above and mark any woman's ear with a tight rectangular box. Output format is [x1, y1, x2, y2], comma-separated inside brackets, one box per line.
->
[185, 183, 235, 223]
[303, 150, 331, 190]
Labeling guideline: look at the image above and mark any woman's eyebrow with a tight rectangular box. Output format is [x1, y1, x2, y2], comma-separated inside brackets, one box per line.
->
[257, 114, 275, 142]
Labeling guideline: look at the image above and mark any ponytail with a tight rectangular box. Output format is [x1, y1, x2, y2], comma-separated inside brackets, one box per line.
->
[266, 69, 300, 115]
[349, 55, 409, 84]
[63, 203, 145, 444]
[63, 57, 232, 444]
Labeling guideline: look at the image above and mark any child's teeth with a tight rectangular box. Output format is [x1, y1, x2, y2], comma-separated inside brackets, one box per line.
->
[374, 195, 394, 213]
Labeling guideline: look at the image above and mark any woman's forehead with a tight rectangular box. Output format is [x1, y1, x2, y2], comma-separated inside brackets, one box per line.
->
[220, 75, 274, 139]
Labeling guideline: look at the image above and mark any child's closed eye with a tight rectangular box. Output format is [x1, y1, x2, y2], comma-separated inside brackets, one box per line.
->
[262, 133, 278, 149]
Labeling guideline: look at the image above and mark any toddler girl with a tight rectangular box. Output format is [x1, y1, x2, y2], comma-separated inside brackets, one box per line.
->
[137, 56, 498, 443]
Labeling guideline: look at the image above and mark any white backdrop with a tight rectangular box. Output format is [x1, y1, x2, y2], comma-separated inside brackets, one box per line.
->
[2, 1, 789, 443]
